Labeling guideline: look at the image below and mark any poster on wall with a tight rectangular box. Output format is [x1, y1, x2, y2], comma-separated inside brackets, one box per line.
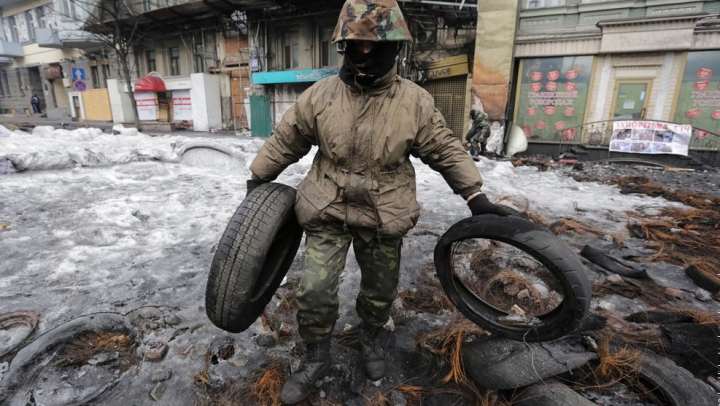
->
[471, 0, 519, 120]
[673, 50, 720, 147]
[515, 56, 594, 142]
[134, 92, 157, 121]
[172, 90, 192, 121]
[609, 121, 691, 156]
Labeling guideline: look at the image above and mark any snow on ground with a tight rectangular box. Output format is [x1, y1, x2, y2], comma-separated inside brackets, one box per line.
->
[0, 125, 692, 403]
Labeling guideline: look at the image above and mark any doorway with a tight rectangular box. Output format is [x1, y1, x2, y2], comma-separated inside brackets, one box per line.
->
[610, 80, 653, 120]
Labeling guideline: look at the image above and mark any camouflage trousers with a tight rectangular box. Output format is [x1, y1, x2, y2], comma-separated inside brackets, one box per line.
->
[296, 225, 402, 343]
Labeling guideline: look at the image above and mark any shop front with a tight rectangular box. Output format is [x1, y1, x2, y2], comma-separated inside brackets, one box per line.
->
[671, 50, 720, 149]
[250, 68, 339, 136]
[513, 55, 595, 144]
[108, 73, 221, 132]
[512, 49, 720, 165]
[418, 55, 470, 139]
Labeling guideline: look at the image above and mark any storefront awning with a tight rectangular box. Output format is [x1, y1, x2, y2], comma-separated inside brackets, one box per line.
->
[134, 76, 166, 92]
[252, 68, 339, 85]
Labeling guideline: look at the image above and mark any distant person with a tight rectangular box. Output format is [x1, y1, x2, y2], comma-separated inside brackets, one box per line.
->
[465, 109, 490, 161]
[30, 94, 41, 114]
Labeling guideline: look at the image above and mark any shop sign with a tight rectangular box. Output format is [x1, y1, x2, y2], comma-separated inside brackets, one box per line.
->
[609, 121, 691, 156]
[420, 55, 469, 80]
[134, 92, 157, 121]
[43, 64, 63, 80]
[251, 68, 339, 85]
[172, 90, 192, 121]
[673, 51, 720, 148]
[515, 56, 594, 142]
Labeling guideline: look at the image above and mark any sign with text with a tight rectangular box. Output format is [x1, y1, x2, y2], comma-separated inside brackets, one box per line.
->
[252, 68, 339, 85]
[515, 56, 594, 142]
[172, 90, 192, 121]
[673, 50, 720, 148]
[134, 92, 157, 121]
[609, 121, 691, 156]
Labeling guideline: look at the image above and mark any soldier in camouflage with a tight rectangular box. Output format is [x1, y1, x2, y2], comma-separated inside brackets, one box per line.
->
[465, 109, 490, 161]
[246, 1, 508, 403]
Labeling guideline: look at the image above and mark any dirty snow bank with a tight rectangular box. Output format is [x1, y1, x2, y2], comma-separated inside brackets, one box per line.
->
[0, 124, 265, 173]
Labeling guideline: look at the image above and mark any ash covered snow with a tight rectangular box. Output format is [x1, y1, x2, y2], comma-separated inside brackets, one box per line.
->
[0, 125, 699, 403]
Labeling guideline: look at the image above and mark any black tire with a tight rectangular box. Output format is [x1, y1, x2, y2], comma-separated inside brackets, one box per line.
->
[205, 182, 304, 333]
[434, 215, 591, 342]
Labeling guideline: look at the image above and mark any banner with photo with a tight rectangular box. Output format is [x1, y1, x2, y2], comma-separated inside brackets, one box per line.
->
[673, 50, 720, 147]
[514, 56, 594, 142]
[609, 121, 691, 156]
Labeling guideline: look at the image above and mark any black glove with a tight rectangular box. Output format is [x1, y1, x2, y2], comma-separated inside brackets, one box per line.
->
[246, 179, 266, 195]
[468, 193, 510, 216]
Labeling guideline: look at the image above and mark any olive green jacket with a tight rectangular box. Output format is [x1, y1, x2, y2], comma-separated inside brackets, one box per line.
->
[249, 71, 483, 237]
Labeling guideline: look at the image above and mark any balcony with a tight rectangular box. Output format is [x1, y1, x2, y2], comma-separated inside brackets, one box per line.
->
[36, 28, 62, 48]
[0, 40, 23, 57]
[36, 27, 101, 50]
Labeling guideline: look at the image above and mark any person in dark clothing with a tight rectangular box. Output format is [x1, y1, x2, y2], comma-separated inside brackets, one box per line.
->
[465, 109, 490, 161]
[30, 95, 41, 114]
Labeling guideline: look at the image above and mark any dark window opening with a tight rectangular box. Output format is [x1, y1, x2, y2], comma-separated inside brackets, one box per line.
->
[169, 47, 180, 76]
[146, 50, 157, 73]
[282, 30, 299, 69]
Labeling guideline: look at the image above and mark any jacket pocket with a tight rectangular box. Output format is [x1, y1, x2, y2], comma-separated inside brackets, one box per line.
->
[295, 174, 338, 227]
[376, 173, 421, 236]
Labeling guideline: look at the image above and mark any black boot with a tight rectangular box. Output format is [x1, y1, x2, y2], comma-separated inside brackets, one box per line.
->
[359, 323, 385, 380]
[280, 340, 332, 405]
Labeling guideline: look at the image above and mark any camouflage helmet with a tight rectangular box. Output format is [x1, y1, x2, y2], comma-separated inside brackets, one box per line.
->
[332, 0, 412, 43]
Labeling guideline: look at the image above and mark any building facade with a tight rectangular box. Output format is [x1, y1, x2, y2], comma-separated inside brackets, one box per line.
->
[0, 0, 112, 119]
[512, 0, 720, 154]
[0, 0, 252, 129]
[245, 0, 477, 138]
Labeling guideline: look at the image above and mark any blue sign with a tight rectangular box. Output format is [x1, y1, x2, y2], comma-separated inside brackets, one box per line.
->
[71, 67, 85, 80]
[73, 80, 87, 92]
[252, 68, 339, 85]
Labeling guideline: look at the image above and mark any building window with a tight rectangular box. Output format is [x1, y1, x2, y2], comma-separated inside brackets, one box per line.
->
[0, 71, 9, 97]
[319, 27, 341, 68]
[194, 44, 204, 73]
[525, 0, 561, 8]
[61, 0, 77, 19]
[102, 64, 111, 83]
[26, 11, 35, 41]
[146, 50, 157, 73]
[169, 47, 180, 76]
[16, 70, 24, 96]
[91, 65, 100, 88]
[282, 30, 299, 70]
[140, 0, 152, 12]
[35, 7, 46, 29]
[7, 16, 19, 42]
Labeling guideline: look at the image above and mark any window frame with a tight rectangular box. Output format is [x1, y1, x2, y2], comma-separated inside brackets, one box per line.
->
[169, 47, 180, 76]
[281, 29, 300, 70]
[7, 16, 19, 43]
[16, 69, 24, 96]
[319, 26, 340, 68]
[25, 11, 35, 42]
[146, 50, 157, 73]
[524, 0, 563, 9]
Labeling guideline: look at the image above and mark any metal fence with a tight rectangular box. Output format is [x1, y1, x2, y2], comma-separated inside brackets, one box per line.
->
[552, 120, 720, 167]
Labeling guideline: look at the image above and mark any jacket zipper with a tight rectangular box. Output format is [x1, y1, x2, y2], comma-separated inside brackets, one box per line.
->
[345, 87, 366, 231]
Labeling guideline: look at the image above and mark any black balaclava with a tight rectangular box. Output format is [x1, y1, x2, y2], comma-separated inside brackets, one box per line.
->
[340, 41, 400, 87]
